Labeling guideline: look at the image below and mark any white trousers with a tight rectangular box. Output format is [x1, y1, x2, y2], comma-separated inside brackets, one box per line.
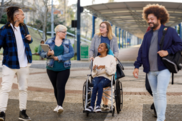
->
[0, 65, 29, 112]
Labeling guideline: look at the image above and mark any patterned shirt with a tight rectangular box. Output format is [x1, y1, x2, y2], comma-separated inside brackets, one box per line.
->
[0, 22, 33, 69]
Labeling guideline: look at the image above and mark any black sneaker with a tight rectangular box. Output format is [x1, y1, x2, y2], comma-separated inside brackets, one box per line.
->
[95, 106, 101, 112]
[151, 103, 154, 110]
[153, 106, 157, 118]
[103, 105, 110, 110]
[19, 110, 31, 121]
[0, 111, 5, 121]
[102, 104, 105, 109]
[85, 106, 94, 112]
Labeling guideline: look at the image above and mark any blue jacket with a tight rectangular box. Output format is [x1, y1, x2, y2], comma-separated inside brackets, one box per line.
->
[40, 37, 74, 68]
[134, 25, 182, 73]
[0, 22, 33, 69]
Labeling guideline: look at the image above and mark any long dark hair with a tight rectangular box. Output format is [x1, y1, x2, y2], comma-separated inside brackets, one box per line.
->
[6, 6, 20, 28]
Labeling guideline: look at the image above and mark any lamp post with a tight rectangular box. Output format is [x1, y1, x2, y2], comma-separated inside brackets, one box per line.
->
[77, 0, 83, 60]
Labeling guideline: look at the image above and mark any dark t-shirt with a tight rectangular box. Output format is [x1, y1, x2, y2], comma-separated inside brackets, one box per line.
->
[149, 30, 159, 71]
[98, 36, 110, 56]
[47, 45, 70, 71]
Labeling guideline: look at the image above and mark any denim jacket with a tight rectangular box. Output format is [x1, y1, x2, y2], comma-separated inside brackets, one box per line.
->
[40, 37, 74, 68]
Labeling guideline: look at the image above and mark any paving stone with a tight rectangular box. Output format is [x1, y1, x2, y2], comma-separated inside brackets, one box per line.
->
[143, 104, 182, 121]
[5, 99, 108, 121]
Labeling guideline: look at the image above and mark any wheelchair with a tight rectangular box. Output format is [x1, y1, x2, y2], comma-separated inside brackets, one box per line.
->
[82, 61, 123, 117]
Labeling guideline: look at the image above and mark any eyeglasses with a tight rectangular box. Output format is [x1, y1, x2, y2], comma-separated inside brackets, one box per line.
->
[100, 26, 106, 29]
[59, 31, 67, 34]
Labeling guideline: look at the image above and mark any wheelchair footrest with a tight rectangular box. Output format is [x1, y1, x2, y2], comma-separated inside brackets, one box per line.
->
[83, 110, 112, 113]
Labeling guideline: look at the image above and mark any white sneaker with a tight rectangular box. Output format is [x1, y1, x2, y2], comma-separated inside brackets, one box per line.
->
[85, 106, 94, 112]
[95, 106, 102, 112]
[53, 105, 59, 112]
[57, 106, 64, 114]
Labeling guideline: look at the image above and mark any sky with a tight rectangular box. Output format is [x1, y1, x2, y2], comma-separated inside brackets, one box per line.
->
[67, 0, 182, 6]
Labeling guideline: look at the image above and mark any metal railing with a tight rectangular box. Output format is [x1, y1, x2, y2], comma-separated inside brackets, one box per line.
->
[27, 25, 91, 43]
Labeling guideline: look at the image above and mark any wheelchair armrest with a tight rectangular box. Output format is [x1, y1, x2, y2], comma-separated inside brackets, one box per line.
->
[111, 74, 115, 79]
[87, 74, 92, 76]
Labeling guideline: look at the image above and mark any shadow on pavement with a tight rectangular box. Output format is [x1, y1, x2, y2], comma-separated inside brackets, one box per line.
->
[143, 104, 182, 121]
[5, 99, 108, 121]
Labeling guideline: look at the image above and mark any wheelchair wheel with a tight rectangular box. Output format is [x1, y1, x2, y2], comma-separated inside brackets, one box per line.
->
[120, 81, 123, 111]
[112, 106, 115, 117]
[82, 80, 92, 108]
[82, 81, 86, 108]
[115, 80, 123, 114]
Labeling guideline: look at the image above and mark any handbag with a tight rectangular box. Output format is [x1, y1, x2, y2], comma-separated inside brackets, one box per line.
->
[116, 58, 125, 79]
[159, 27, 182, 73]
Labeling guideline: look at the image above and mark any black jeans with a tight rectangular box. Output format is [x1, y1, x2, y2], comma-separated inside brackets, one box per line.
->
[47, 69, 70, 106]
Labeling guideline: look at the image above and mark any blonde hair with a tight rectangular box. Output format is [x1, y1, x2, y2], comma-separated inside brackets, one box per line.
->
[96, 21, 115, 40]
[55, 24, 67, 33]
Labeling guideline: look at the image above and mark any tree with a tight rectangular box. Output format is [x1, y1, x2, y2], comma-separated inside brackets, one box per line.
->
[0, 0, 12, 21]
[65, 5, 75, 26]
[81, 10, 92, 39]
[30, 0, 74, 40]
[32, 0, 49, 40]
[42, 0, 48, 40]
[0, 14, 7, 24]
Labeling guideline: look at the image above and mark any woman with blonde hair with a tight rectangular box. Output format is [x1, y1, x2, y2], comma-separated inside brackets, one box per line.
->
[40, 24, 74, 114]
[89, 21, 119, 110]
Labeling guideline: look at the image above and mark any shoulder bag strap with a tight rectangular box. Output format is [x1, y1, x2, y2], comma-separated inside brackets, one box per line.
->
[159, 27, 168, 50]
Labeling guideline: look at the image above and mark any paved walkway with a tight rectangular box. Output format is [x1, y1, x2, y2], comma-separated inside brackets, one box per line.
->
[0, 64, 182, 121]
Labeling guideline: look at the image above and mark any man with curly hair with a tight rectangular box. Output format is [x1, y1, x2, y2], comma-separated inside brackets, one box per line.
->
[133, 4, 182, 121]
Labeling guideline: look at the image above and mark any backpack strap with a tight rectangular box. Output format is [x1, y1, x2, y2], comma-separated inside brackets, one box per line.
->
[159, 27, 168, 50]
[172, 73, 174, 85]
[159, 27, 175, 84]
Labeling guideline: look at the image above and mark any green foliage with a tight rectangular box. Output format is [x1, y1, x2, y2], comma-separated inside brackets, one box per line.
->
[29, 19, 43, 30]
[67, 26, 75, 34]
[178, 27, 180, 34]
[34, 46, 39, 53]
[32, 55, 40, 60]
[0, 14, 7, 24]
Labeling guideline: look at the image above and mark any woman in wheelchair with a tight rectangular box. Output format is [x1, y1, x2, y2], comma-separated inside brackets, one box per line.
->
[85, 43, 116, 112]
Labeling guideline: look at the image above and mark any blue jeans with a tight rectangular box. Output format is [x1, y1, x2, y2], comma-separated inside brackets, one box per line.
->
[90, 77, 111, 108]
[147, 69, 171, 121]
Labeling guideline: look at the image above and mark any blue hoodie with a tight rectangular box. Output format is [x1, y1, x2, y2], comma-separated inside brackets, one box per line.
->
[134, 25, 182, 73]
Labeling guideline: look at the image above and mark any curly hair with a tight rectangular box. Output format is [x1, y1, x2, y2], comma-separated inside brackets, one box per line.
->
[142, 4, 170, 25]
